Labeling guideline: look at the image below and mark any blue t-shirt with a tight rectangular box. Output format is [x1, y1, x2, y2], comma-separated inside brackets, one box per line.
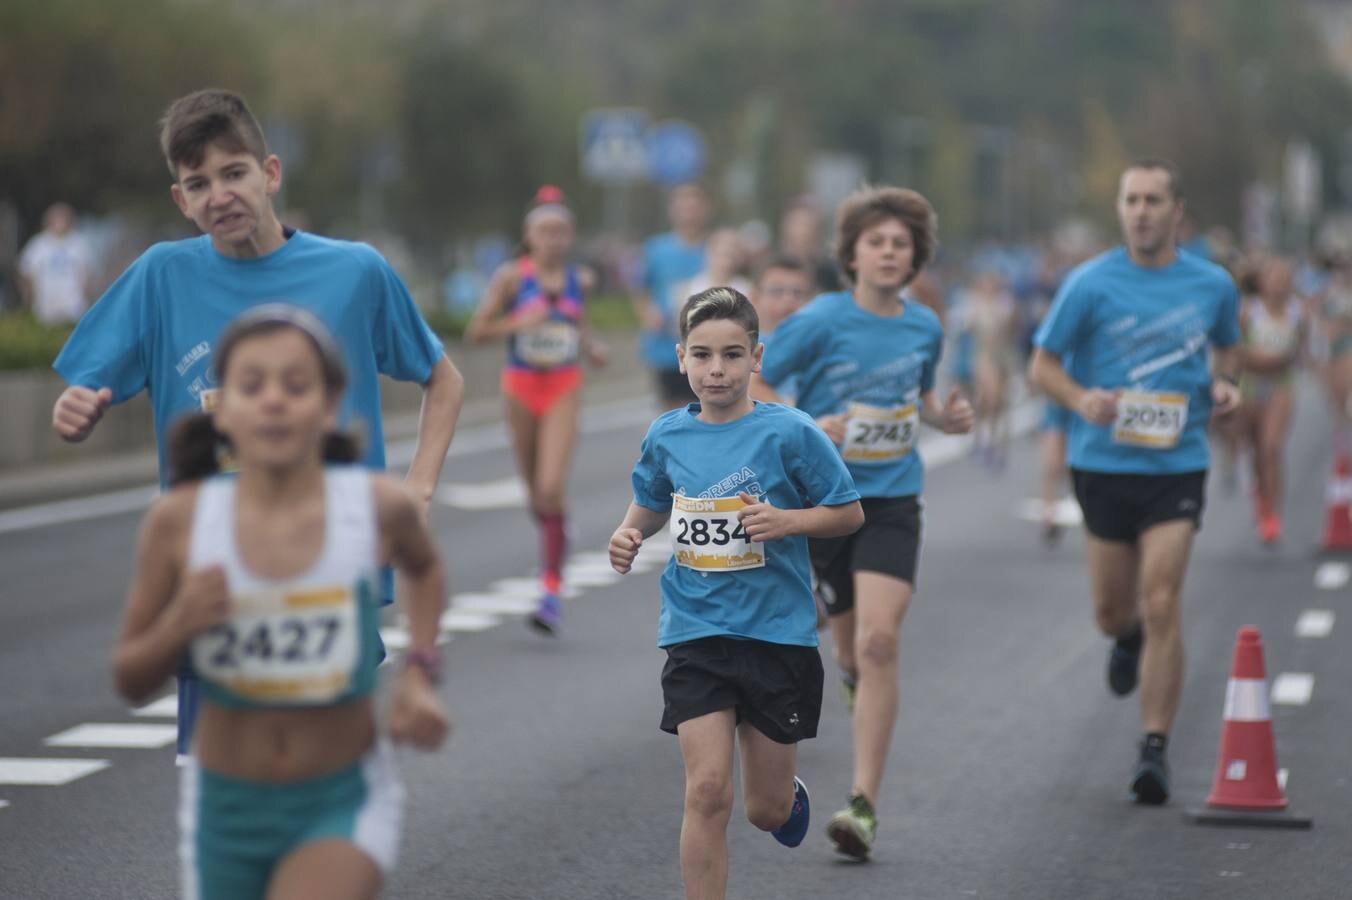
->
[639, 232, 705, 371]
[759, 291, 944, 498]
[54, 231, 444, 481]
[1034, 247, 1240, 474]
[631, 402, 859, 648]
[758, 328, 798, 402]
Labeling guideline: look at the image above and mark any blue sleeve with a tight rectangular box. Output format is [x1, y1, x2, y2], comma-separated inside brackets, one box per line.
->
[631, 422, 675, 512]
[787, 416, 860, 507]
[368, 253, 444, 383]
[52, 254, 153, 403]
[1034, 274, 1089, 357]
[1210, 278, 1241, 348]
[759, 310, 817, 388]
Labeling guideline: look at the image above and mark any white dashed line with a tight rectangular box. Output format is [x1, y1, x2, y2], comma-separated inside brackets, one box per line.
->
[131, 695, 179, 718]
[1270, 673, 1315, 706]
[436, 477, 527, 510]
[0, 758, 110, 785]
[44, 724, 178, 749]
[488, 577, 581, 600]
[1295, 610, 1335, 639]
[450, 592, 540, 616]
[1314, 561, 1350, 590]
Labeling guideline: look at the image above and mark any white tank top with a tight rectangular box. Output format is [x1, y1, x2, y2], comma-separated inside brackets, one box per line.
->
[187, 467, 382, 708]
[1244, 298, 1301, 357]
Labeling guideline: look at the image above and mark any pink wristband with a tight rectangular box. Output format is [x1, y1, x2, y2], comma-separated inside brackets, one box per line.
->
[405, 648, 442, 684]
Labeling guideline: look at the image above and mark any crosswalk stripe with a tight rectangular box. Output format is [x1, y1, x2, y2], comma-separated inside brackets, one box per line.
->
[0, 758, 110, 785]
[44, 724, 178, 749]
[438, 610, 502, 633]
[131, 695, 179, 718]
[450, 592, 539, 615]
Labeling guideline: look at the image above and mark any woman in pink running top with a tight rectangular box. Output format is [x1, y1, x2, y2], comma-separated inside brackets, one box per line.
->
[467, 187, 608, 634]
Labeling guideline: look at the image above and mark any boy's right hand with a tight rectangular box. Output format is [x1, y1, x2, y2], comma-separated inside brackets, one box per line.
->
[166, 565, 231, 642]
[52, 386, 113, 443]
[609, 527, 644, 574]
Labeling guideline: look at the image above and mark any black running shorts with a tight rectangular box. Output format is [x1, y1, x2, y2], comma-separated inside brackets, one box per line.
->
[660, 636, 824, 744]
[1071, 468, 1207, 544]
[809, 495, 922, 616]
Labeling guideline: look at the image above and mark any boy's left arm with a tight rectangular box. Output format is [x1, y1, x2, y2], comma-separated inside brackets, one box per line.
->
[405, 355, 466, 515]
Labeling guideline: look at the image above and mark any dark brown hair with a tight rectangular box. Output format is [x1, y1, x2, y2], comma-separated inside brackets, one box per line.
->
[1123, 157, 1184, 201]
[835, 185, 938, 287]
[168, 305, 359, 485]
[159, 89, 269, 177]
[678, 287, 759, 344]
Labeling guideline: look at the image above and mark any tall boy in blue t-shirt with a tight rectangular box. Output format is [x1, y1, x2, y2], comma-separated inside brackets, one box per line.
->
[609, 287, 862, 900]
[51, 89, 466, 757]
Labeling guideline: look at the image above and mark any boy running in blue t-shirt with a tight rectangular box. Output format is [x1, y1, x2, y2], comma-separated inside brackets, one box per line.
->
[50, 89, 466, 759]
[753, 186, 974, 860]
[609, 287, 863, 900]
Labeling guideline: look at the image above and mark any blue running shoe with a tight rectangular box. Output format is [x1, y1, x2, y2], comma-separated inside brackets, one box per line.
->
[529, 592, 561, 636]
[771, 776, 810, 848]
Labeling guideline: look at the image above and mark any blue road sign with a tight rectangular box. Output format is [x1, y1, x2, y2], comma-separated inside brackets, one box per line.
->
[580, 108, 651, 184]
[647, 120, 707, 187]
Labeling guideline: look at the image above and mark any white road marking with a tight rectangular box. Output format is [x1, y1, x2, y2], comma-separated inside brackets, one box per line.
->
[435, 477, 527, 510]
[378, 628, 451, 651]
[0, 800, 8, 810]
[44, 724, 178, 749]
[1314, 561, 1350, 590]
[450, 592, 539, 615]
[438, 610, 502, 633]
[131, 695, 179, 718]
[486, 577, 580, 600]
[563, 565, 623, 588]
[1295, 609, 1335, 639]
[0, 758, 110, 785]
[1270, 673, 1315, 706]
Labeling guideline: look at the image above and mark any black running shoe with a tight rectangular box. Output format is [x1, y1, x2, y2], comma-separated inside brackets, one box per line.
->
[1130, 741, 1170, 805]
[1107, 626, 1143, 696]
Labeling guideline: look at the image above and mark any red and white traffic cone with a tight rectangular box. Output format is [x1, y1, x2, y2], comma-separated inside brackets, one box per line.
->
[1189, 626, 1310, 828]
[1321, 453, 1352, 553]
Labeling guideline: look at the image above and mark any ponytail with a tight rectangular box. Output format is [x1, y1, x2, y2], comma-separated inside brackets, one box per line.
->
[167, 412, 224, 486]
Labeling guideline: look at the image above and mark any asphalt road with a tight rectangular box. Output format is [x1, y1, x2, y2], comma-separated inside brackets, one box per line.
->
[0, 383, 1347, 900]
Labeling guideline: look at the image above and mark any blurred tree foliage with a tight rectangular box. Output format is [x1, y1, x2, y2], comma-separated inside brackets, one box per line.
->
[2, 0, 1350, 255]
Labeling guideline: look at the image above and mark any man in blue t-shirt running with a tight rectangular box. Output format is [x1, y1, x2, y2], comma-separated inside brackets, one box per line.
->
[1030, 159, 1241, 805]
[50, 89, 466, 759]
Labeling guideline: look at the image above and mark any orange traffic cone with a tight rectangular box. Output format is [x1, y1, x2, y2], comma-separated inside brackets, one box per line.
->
[1189, 627, 1310, 828]
[1321, 453, 1352, 553]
